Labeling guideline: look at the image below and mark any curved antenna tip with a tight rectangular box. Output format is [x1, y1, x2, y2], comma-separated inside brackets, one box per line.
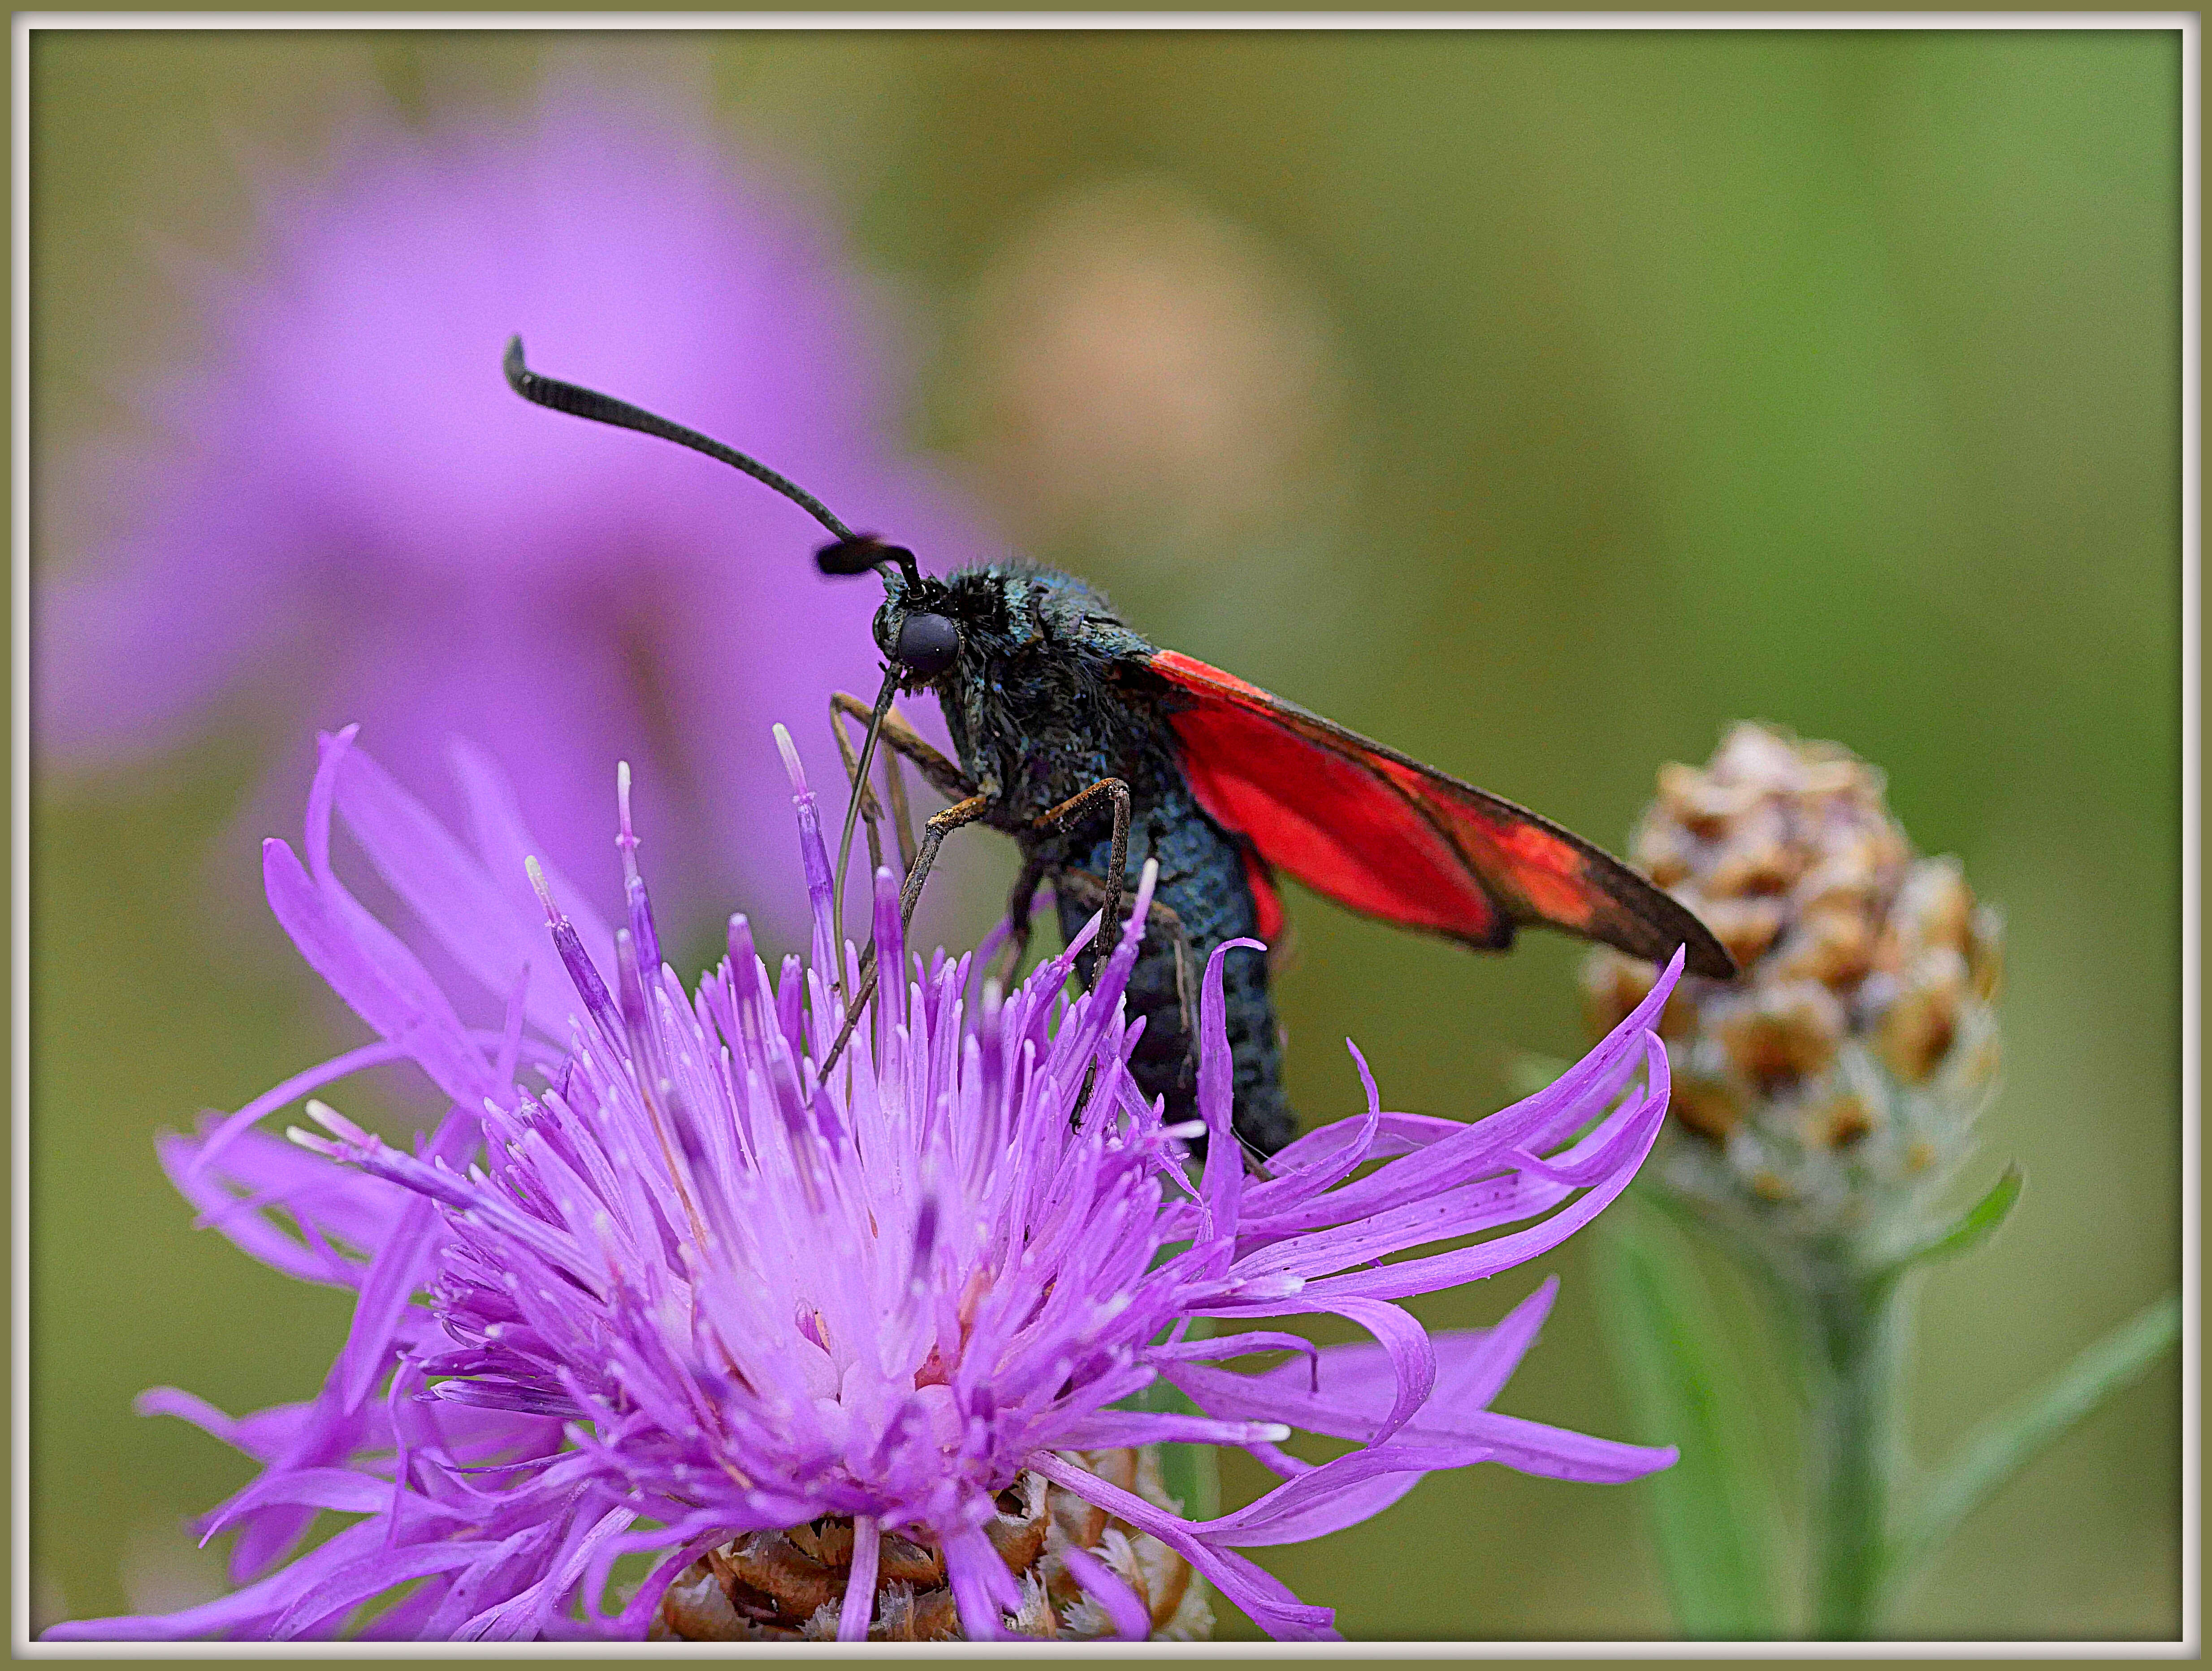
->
[818, 535, 924, 593]
[496, 337, 860, 547]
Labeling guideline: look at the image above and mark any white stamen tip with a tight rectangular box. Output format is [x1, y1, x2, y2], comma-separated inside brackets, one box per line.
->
[524, 855, 557, 916]
[303, 1098, 368, 1145]
[616, 761, 637, 844]
[773, 724, 807, 794]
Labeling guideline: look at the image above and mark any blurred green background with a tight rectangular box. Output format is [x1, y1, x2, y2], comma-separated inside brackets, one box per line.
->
[29, 28, 2182, 1640]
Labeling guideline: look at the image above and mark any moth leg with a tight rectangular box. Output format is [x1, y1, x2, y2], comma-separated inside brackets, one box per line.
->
[1030, 777, 1131, 943]
[827, 697, 890, 878]
[880, 746, 919, 874]
[1057, 868, 1196, 1045]
[1166, 905, 1196, 1045]
[827, 702, 898, 997]
[994, 851, 1051, 990]
[1054, 874, 1274, 1171]
[1053, 870, 1193, 1129]
[829, 692, 976, 985]
[901, 794, 992, 924]
[821, 792, 994, 1076]
[829, 691, 976, 806]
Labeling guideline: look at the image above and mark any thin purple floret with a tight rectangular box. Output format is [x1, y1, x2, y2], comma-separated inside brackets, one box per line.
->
[47, 733, 1684, 1643]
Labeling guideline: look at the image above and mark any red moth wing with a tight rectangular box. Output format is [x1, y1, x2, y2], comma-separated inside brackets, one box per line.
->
[1148, 650, 1733, 977]
[1238, 843, 1286, 943]
[1156, 656, 1509, 944]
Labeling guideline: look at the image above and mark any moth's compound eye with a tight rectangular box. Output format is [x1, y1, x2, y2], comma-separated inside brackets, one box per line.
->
[895, 613, 959, 677]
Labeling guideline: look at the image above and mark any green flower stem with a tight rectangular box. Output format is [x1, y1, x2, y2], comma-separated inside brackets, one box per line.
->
[1894, 1291, 2181, 1589]
[1138, 1316, 1221, 1523]
[1804, 1264, 1909, 1639]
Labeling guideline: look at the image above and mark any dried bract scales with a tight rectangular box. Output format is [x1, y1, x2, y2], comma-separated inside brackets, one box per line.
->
[654, 1449, 1211, 1640]
[1585, 723, 2003, 1247]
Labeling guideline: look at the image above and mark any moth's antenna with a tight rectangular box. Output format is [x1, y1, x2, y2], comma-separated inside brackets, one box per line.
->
[816, 533, 926, 596]
[503, 336, 855, 542]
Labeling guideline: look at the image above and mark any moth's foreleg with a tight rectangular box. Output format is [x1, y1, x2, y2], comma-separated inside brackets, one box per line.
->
[900, 794, 992, 927]
[881, 746, 918, 874]
[819, 787, 993, 1079]
[995, 851, 1050, 991]
[827, 695, 889, 878]
[828, 691, 980, 986]
[828, 691, 977, 807]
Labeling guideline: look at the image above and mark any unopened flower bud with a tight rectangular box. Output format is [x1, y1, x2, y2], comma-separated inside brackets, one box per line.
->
[1585, 722, 2004, 1249]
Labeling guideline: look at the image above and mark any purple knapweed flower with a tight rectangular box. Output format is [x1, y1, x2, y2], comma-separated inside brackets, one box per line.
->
[46, 727, 1683, 1642]
[34, 78, 985, 928]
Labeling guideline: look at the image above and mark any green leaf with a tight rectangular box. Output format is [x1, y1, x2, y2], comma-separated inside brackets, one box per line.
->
[1883, 1164, 2025, 1280]
[1593, 1196, 1785, 1639]
[1893, 1291, 2181, 1586]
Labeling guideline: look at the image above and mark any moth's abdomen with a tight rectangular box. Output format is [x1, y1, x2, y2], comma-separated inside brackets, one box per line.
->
[1053, 780, 1296, 1157]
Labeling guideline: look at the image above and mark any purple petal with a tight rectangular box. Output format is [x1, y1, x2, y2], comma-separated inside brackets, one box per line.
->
[42, 1518, 396, 1641]
[1058, 1541, 1151, 1640]
[446, 735, 618, 980]
[939, 1524, 1018, 1643]
[1052, 1410, 1292, 1449]
[158, 1127, 399, 1288]
[132, 1390, 316, 1464]
[1236, 1040, 1385, 1219]
[839, 1517, 880, 1642]
[1255, 963, 1678, 1236]
[333, 741, 579, 1040]
[186, 1040, 420, 1176]
[606, 1530, 732, 1638]
[459, 1504, 635, 1641]
[1196, 938, 1264, 1244]
[271, 1537, 510, 1640]
[1147, 1329, 1319, 1369]
[261, 835, 493, 1111]
[1026, 1451, 1337, 1642]
[1240, 1279, 1560, 1421]
[1290, 1037, 1670, 1301]
[1187, 1295, 1436, 1448]
[1195, 1446, 1458, 1546]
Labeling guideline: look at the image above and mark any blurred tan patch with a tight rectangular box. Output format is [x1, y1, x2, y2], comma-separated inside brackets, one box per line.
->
[960, 179, 1351, 567]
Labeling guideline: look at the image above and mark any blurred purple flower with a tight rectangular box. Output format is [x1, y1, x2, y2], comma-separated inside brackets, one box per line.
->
[45, 729, 1681, 1642]
[34, 80, 986, 928]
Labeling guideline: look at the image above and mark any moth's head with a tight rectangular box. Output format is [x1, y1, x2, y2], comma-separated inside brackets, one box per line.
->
[816, 534, 966, 693]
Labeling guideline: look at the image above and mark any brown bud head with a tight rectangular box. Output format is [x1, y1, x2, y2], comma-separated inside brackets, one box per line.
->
[1585, 721, 2004, 1245]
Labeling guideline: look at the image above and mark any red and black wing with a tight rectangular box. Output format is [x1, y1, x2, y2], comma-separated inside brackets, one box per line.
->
[1147, 649, 1734, 979]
